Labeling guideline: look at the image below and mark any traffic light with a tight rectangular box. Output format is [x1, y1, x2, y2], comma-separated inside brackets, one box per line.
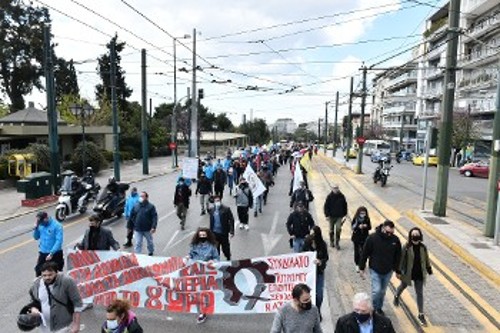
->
[430, 127, 439, 148]
[198, 88, 204, 99]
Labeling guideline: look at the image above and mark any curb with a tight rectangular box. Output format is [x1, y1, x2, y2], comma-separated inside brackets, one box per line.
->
[406, 210, 500, 287]
[0, 169, 176, 223]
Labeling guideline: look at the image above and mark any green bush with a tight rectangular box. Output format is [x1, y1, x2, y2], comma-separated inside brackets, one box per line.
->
[101, 150, 114, 162]
[27, 143, 51, 171]
[120, 151, 134, 161]
[71, 142, 107, 175]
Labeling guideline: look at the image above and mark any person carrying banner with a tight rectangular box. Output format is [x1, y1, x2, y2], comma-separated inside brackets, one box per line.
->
[174, 177, 192, 230]
[234, 177, 253, 230]
[76, 214, 120, 251]
[270, 283, 322, 333]
[286, 202, 315, 253]
[33, 211, 64, 277]
[123, 187, 140, 248]
[186, 227, 220, 324]
[28, 261, 83, 333]
[130, 191, 158, 256]
[102, 298, 143, 333]
[208, 195, 235, 260]
[195, 173, 213, 215]
[323, 184, 348, 249]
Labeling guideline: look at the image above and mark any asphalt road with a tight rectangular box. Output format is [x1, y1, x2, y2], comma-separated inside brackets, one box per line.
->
[0, 166, 336, 332]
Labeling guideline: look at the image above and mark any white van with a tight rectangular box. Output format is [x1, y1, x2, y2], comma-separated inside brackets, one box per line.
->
[363, 140, 391, 156]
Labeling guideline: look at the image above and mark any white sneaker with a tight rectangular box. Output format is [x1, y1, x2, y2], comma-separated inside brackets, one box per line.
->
[244, 224, 249, 231]
[355, 266, 360, 273]
[239, 223, 244, 229]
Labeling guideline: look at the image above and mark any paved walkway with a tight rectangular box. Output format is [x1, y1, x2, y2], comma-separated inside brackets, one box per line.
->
[0, 156, 178, 221]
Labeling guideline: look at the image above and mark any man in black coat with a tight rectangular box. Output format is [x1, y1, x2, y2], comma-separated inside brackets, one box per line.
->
[208, 195, 235, 260]
[174, 177, 192, 230]
[213, 167, 227, 199]
[290, 180, 314, 210]
[195, 173, 212, 215]
[323, 184, 348, 249]
[335, 292, 395, 333]
[76, 214, 119, 251]
[286, 202, 315, 253]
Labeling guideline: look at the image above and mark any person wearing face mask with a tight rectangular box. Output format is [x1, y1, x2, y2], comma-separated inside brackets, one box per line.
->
[290, 180, 314, 211]
[129, 191, 158, 256]
[195, 173, 213, 215]
[286, 202, 316, 253]
[174, 177, 192, 230]
[351, 206, 372, 272]
[234, 177, 253, 230]
[208, 195, 235, 260]
[359, 220, 402, 316]
[334, 292, 395, 333]
[33, 211, 64, 277]
[270, 283, 322, 333]
[123, 187, 140, 248]
[76, 215, 120, 251]
[301, 226, 329, 321]
[187, 227, 220, 324]
[28, 261, 83, 333]
[393, 227, 432, 326]
[323, 184, 348, 249]
[102, 298, 143, 333]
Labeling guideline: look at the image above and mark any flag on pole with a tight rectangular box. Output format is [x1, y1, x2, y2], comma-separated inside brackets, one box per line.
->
[300, 153, 312, 172]
[243, 165, 267, 198]
[292, 161, 304, 192]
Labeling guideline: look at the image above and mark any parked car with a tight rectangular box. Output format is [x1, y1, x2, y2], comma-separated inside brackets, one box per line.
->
[344, 148, 358, 158]
[412, 155, 438, 166]
[459, 161, 490, 178]
[371, 152, 391, 164]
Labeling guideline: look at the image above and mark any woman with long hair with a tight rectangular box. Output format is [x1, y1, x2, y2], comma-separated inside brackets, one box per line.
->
[187, 227, 220, 324]
[102, 299, 143, 333]
[301, 225, 329, 321]
[394, 227, 433, 326]
[351, 206, 371, 272]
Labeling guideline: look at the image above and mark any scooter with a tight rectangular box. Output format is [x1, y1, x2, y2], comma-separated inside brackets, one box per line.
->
[55, 176, 93, 222]
[373, 161, 393, 187]
[93, 183, 129, 221]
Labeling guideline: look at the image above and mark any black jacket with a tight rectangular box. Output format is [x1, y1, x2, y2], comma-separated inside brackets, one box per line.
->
[174, 184, 192, 207]
[351, 216, 371, 244]
[301, 236, 329, 274]
[209, 205, 235, 236]
[286, 211, 315, 238]
[290, 188, 314, 209]
[324, 191, 348, 218]
[130, 201, 158, 232]
[359, 225, 402, 274]
[77, 227, 119, 251]
[196, 178, 213, 195]
[335, 312, 395, 333]
[214, 170, 227, 187]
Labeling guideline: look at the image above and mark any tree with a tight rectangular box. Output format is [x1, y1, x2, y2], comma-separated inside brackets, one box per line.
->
[0, 100, 9, 117]
[0, 1, 49, 111]
[95, 34, 132, 120]
[365, 121, 385, 139]
[238, 119, 270, 145]
[452, 110, 481, 152]
[54, 58, 79, 103]
[215, 113, 234, 132]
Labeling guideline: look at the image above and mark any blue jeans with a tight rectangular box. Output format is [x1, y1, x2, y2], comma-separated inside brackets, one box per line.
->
[134, 231, 154, 254]
[370, 269, 393, 311]
[254, 195, 262, 213]
[316, 273, 325, 311]
[293, 237, 305, 253]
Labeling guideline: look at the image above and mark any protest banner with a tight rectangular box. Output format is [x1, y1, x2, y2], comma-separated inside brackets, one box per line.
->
[67, 251, 316, 314]
[243, 164, 267, 198]
[292, 161, 304, 192]
[182, 157, 199, 180]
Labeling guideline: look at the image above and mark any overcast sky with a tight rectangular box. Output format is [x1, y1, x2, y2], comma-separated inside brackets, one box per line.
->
[23, 0, 444, 126]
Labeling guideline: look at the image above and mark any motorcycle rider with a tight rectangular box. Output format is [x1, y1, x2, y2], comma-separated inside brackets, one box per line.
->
[70, 175, 85, 210]
[374, 156, 390, 180]
[82, 166, 95, 186]
[106, 177, 121, 211]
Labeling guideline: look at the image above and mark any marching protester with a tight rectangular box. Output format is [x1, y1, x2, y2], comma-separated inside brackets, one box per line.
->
[290, 180, 314, 210]
[301, 226, 329, 321]
[227, 163, 236, 196]
[334, 292, 395, 333]
[270, 283, 323, 333]
[33, 211, 64, 277]
[234, 177, 253, 230]
[351, 206, 372, 272]
[393, 227, 433, 326]
[286, 202, 315, 253]
[195, 172, 213, 215]
[102, 299, 143, 333]
[359, 220, 402, 315]
[187, 227, 220, 324]
[75, 214, 120, 251]
[129, 191, 158, 256]
[323, 184, 348, 249]
[213, 166, 227, 199]
[28, 261, 83, 333]
[174, 177, 192, 230]
[260, 165, 274, 205]
[123, 187, 140, 248]
[208, 195, 235, 260]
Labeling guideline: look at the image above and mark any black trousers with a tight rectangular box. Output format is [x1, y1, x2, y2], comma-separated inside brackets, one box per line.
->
[214, 233, 231, 260]
[353, 242, 364, 266]
[126, 228, 133, 244]
[35, 250, 64, 277]
[237, 206, 249, 225]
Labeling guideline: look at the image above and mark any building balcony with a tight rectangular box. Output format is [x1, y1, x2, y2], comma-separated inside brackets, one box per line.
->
[383, 105, 416, 115]
[425, 67, 444, 80]
[422, 87, 443, 100]
[459, 47, 500, 68]
[463, 14, 500, 42]
[381, 121, 418, 130]
[385, 92, 417, 101]
[386, 73, 417, 90]
[425, 45, 446, 61]
[463, 0, 499, 16]
[458, 71, 498, 91]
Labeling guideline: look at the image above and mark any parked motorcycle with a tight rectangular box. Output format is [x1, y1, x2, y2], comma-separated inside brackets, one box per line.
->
[373, 160, 393, 187]
[55, 176, 94, 222]
[93, 182, 130, 221]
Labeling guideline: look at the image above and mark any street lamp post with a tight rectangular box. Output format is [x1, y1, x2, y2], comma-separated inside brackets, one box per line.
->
[213, 124, 218, 159]
[70, 103, 94, 175]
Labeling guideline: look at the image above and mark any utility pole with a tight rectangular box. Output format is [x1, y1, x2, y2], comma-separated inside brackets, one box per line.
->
[346, 77, 354, 162]
[318, 118, 321, 145]
[399, 114, 405, 149]
[43, 25, 60, 192]
[485, 64, 500, 237]
[356, 67, 367, 174]
[189, 28, 198, 158]
[433, 0, 461, 216]
[141, 49, 149, 175]
[110, 38, 120, 181]
[324, 102, 328, 154]
[334, 91, 339, 153]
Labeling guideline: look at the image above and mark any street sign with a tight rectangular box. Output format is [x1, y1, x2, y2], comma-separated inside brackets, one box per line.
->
[356, 136, 366, 145]
[169, 142, 177, 150]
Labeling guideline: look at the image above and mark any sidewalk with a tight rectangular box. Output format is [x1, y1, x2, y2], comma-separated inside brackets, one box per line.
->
[0, 156, 177, 222]
[324, 151, 500, 284]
